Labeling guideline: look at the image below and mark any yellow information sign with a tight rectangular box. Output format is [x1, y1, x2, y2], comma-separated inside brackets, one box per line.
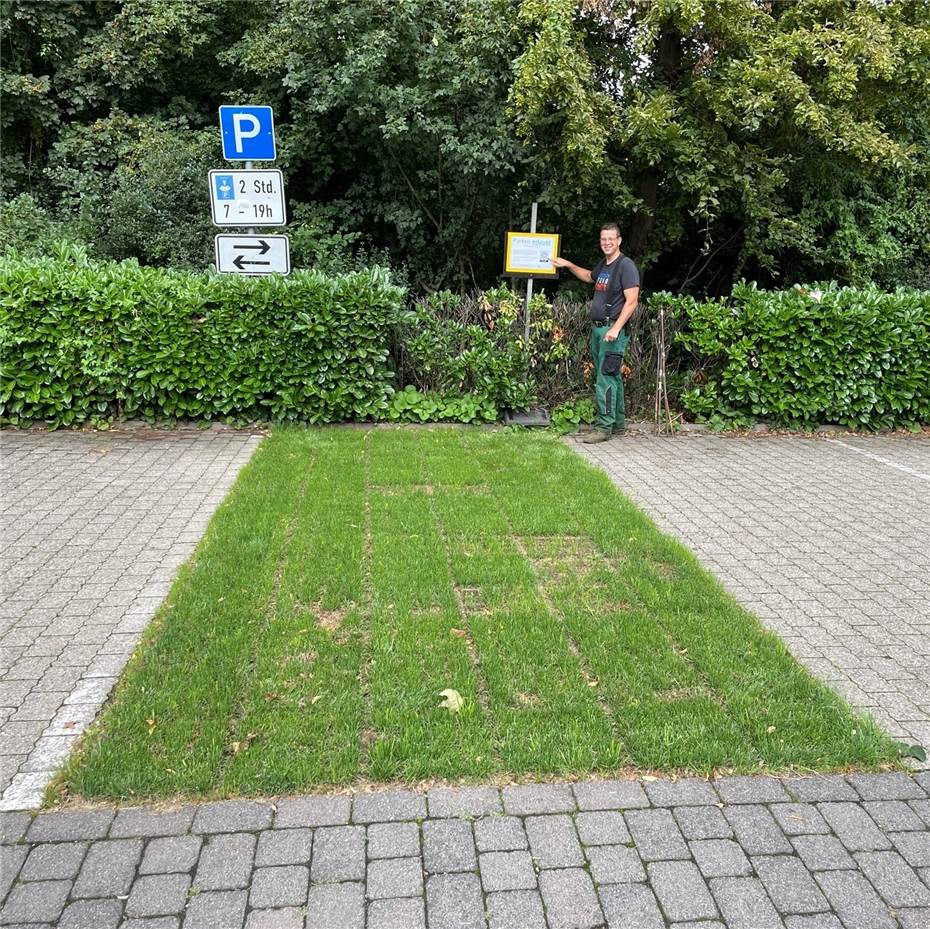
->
[504, 231, 561, 277]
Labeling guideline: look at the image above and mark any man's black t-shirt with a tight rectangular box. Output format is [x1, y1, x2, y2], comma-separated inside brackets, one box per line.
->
[590, 255, 640, 323]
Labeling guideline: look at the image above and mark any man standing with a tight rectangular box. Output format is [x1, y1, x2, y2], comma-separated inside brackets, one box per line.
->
[552, 223, 640, 443]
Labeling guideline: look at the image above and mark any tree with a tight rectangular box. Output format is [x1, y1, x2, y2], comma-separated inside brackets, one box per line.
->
[511, 0, 930, 291]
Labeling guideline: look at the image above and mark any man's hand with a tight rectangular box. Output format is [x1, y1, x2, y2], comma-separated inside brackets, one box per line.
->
[604, 325, 621, 343]
[550, 256, 571, 268]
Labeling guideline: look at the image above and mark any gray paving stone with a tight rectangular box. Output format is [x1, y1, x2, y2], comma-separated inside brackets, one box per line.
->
[625, 808, 690, 861]
[272, 794, 350, 829]
[525, 814, 583, 868]
[846, 773, 926, 801]
[753, 855, 829, 915]
[309, 825, 365, 883]
[26, 808, 114, 842]
[814, 869, 896, 929]
[425, 873, 485, 929]
[649, 860, 717, 922]
[249, 865, 308, 908]
[367, 896, 426, 929]
[110, 806, 194, 838]
[723, 805, 792, 855]
[598, 882, 665, 929]
[897, 908, 930, 929]
[783, 917, 843, 929]
[254, 828, 312, 867]
[193, 832, 255, 890]
[817, 802, 892, 852]
[890, 830, 930, 866]
[502, 783, 575, 815]
[244, 908, 304, 929]
[422, 818, 476, 873]
[125, 872, 191, 917]
[0, 811, 30, 843]
[73, 837, 143, 898]
[352, 790, 425, 823]
[479, 849, 536, 891]
[121, 917, 181, 929]
[586, 844, 646, 884]
[770, 804, 830, 836]
[715, 776, 790, 804]
[576, 810, 631, 846]
[690, 839, 752, 878]
[487, 889, 546, 929]
[908, 798, 930, 828]
[181, 889, 248, 929]
[427, 786, 501, 819]
[709, 876, 783, 929]
[0, 844, 27, 900]
[674, 806, 733, 841]
[20, 839, 86, 880]
[58, 898, 123, 929]
[854, 850, 930, 907]
[539, 868, 604, 929]
[863, 800, 926, 832]
[0, 879, 71, 924]
[573, 780, 649, 811]
[139, 835, 202, 874]
[790, 835, 856, 872]
[366, 856, 423, 899]
[473, 815, 527, 852]
[368, 821, 420, 860]
[191, 800, 272, 834]
[644, 778, 717, 807]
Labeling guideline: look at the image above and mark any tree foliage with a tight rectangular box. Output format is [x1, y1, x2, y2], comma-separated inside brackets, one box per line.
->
[3, 0, 929, 292]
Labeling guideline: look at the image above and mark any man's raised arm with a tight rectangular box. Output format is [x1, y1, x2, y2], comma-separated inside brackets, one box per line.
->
[551, 256, 592, 283]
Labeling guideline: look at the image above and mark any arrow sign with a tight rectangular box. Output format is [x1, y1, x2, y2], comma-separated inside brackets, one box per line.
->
[215, 235, 290, 276]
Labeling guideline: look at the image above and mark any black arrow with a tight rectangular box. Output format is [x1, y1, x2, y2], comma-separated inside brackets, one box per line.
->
[233, 239, 271, 255]
[233, 254, 271, 270]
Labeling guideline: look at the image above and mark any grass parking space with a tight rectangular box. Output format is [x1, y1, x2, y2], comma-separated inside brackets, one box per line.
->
[62, 427, 898, 801]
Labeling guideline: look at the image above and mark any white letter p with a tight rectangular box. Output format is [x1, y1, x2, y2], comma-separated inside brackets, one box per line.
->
[232, 113, 261, 154]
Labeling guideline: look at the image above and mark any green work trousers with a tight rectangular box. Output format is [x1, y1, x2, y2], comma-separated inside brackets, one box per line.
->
[590, 324, 629, 432]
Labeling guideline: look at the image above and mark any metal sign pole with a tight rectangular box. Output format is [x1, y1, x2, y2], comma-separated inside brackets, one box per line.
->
[524, 201, 537, 343]
[245, 159, 255, 235]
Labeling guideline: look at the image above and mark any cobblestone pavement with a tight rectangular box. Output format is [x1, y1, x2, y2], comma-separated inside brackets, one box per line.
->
[0, 429, 260, 811]
[2, 774, 930, 928]
[574, 434, 930, 754]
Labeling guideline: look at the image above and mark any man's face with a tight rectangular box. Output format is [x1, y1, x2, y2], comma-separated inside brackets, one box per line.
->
[600, 231, 620, 258]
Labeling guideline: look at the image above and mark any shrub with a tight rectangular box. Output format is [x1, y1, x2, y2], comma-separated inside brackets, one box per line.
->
[0, 250, 404, 426]
[673, 283, 930, 430]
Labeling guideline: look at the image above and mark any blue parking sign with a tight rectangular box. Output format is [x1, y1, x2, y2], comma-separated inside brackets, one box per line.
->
[218, 106, 276, 161]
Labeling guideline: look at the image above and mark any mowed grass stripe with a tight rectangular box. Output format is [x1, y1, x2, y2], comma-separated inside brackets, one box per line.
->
[366, 485, 493, 780]
[223, 430, 366, 791]
[65, 429, 310, 797]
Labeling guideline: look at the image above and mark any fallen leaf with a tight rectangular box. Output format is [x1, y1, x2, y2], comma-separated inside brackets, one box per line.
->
[439, 688, 464, 713]
[641, 774, 658, 782]
[145, 718, 156, 734]
[450, 628, 467, 638]
[231, 741, 241, 754]
[766, 725, 776, 734]
[311, 695, 322, 705]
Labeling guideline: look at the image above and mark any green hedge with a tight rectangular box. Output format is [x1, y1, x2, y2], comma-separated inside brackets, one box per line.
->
[667, 283, 930, 430]
[0, 251, 404, 426]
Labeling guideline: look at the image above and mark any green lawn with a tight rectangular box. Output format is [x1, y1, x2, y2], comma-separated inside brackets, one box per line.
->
[62, 427, 897, 800]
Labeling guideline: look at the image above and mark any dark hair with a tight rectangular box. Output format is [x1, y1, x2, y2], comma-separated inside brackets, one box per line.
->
[599, 223, 621, 237]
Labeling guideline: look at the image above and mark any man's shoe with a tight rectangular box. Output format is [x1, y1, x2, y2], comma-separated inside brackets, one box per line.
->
[612, 425, 626, 436]
[581, 430, 612, 444]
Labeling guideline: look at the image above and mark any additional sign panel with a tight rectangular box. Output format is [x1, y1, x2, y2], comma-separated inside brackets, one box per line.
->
[218, 105, 276, 161]
[215, 235, 290, 275]
[504, 231, 561, 277]
[209, 169, 286, 226]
